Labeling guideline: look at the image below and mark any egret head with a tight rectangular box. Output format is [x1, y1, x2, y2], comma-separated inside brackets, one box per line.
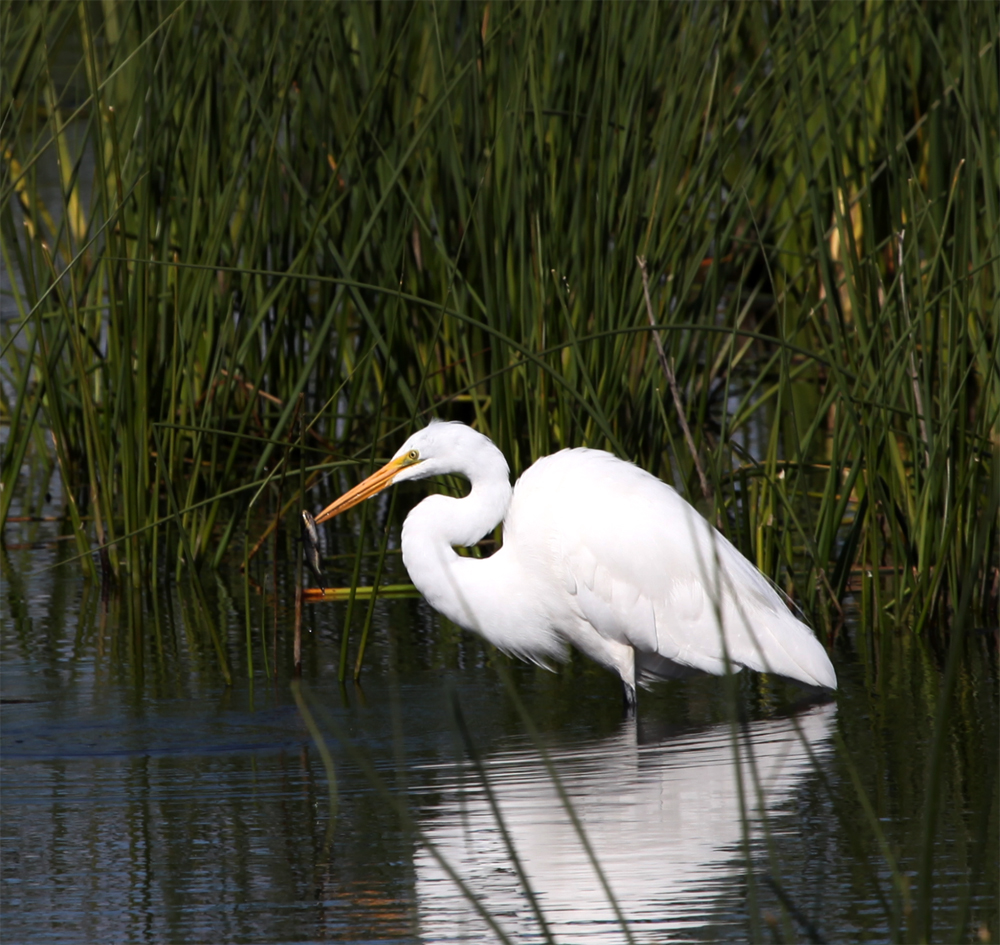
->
[313, 421, 507, 523]
[389, 421, 508, 483]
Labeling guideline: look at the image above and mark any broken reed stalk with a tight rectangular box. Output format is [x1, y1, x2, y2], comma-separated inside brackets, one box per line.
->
[637, 255, 712, 503]
[294, 397, 305, 676]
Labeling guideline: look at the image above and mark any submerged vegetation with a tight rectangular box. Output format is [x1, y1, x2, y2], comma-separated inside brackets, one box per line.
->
[1, 1, 997, 627]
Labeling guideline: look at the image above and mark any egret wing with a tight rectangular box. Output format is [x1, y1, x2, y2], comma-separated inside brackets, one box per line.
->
[509, 449, 835, 688]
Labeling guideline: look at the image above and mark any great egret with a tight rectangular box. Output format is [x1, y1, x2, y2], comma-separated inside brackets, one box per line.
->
[312, 421, 836, 710]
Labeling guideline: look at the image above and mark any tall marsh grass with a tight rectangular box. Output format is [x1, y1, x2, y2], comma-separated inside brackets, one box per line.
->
[2, 1, 997, 636]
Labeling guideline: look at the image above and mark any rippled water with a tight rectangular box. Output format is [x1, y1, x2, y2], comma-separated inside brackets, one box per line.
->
[1, 527, 997, 944]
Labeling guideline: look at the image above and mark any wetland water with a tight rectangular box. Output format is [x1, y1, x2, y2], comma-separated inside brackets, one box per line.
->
[1, 527, 997, 943]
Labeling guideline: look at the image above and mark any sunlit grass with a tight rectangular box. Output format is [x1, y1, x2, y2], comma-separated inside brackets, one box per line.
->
[1, 3, 996, 643]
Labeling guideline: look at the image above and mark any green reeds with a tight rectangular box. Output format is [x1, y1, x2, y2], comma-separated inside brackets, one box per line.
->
[1, 1, 996, 636]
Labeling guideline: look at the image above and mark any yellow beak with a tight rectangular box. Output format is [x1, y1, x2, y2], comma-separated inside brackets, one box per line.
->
[313, 456, 409, 524]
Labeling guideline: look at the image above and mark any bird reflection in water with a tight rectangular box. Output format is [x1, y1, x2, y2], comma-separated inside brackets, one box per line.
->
[413, 701, 836, 943]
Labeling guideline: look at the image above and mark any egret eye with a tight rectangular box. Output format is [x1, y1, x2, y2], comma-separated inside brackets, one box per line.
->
[406, 449, 419, 463]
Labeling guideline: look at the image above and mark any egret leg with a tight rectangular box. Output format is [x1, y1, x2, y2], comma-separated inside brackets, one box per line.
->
[622, 681, 637, 718]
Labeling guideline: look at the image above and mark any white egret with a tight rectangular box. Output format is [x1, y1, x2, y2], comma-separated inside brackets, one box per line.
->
[313, 421, 836, 710]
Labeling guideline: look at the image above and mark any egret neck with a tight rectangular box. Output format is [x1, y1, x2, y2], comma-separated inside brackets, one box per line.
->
[399, 440, 512, 636]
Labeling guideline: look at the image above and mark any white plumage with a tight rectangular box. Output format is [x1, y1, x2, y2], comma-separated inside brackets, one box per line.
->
[314, 420, 836, 709]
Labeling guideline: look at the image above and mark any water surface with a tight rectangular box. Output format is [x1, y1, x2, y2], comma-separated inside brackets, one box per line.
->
[1, 530, 997, 943]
